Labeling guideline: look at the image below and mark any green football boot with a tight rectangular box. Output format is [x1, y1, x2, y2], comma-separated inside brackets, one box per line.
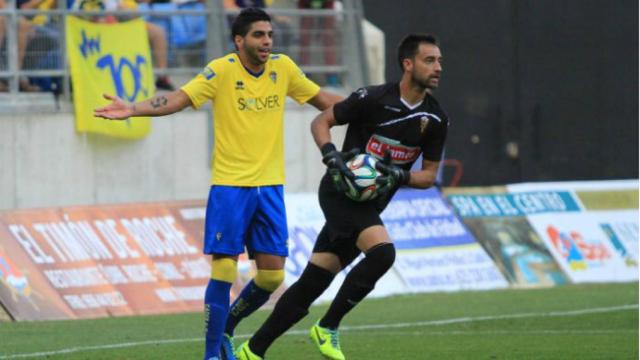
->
[309, 321, 345, 360]
[235, 341, 263, 360]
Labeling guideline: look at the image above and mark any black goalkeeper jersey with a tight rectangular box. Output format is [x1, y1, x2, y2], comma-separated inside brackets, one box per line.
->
[319, 82, 449, 210]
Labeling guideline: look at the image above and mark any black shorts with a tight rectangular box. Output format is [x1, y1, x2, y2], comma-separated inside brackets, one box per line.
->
[312, 175, 384, 267]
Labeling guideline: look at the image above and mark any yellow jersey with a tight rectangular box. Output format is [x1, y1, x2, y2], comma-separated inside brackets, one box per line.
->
[181, 53, 320, 186]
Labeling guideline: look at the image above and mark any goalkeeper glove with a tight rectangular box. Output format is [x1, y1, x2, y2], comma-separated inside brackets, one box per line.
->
[375, 150, 410, 196]
[321, 143, 359, 192]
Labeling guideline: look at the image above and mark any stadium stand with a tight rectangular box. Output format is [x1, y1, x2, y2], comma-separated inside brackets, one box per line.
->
[0, 0, 367, 103]
[0, 0, 58, 92]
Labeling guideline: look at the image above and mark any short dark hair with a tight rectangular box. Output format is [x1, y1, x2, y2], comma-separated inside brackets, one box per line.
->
[231, 7, 272, 39]
[397, 34, 439, 71]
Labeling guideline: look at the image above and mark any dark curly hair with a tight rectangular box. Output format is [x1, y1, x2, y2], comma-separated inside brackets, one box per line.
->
[231, 7, 272, 39]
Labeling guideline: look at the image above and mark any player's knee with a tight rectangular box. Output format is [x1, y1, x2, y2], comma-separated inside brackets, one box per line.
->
[346, 243, 395, 291]
[211, 258, 238, 284]
[366, 242, 396, 272]
[254, 269, 285, 292]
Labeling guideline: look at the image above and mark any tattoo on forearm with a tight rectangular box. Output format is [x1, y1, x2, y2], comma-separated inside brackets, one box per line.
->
[150, 96, 168, 109]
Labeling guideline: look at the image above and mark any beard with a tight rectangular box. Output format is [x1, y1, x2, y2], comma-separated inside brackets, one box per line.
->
[244, 45, 268, 66]
[411, 71, 438, 90]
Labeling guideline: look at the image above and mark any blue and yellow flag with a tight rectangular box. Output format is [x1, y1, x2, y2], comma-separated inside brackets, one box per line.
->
[66, 16, 153, 139]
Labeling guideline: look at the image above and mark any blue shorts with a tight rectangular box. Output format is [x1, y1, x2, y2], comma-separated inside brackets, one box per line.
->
[203, 185, 289, 257]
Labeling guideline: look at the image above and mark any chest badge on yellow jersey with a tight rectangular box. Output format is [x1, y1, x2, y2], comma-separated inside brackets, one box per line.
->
[270, 71, 277, 84]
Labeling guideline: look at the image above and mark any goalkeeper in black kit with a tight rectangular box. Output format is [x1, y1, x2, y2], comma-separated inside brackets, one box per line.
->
[236, 33, 449, 360]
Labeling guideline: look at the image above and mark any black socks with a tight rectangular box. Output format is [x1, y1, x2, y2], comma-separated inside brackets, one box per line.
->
[249, 262, 335, 357]
[319, 243, 396, 329]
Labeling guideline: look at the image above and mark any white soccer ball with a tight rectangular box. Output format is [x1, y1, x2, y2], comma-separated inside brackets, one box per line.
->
[344, 154, 380, 202]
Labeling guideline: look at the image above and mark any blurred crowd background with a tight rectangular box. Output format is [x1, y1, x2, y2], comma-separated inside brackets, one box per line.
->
[0, 0, 366, 94]
[0, 0, 636, 209]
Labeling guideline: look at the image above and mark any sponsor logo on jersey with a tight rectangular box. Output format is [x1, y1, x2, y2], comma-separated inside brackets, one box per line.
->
[366, 134, 421, 164]
[235, 80, 244, 90]
[237, 95, 281, 111]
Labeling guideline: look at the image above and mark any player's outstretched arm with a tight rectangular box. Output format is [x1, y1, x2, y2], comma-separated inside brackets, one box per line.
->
[307, 90, 344, 111]
[94, 89, 192, 120]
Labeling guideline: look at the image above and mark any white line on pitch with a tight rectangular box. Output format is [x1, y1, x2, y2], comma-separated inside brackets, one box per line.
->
[0, 304, 637, 359]
[360, 329, 637, 336]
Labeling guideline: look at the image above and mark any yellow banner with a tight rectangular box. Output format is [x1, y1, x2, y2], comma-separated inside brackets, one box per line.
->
[66, 16, 153, 139]
[576, 190, 639, 210]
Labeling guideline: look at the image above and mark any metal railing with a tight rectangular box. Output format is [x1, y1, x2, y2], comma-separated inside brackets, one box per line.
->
[0, 0, 367, 110]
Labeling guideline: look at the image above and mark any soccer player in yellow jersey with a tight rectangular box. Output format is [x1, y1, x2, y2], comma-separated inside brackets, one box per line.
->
[94, 8, 343, 360]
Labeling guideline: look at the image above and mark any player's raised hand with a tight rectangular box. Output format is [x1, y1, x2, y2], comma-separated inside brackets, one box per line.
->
[320, 143, 359, 192]
[94, 94, 134, 120]
[375, 150, 410, 195]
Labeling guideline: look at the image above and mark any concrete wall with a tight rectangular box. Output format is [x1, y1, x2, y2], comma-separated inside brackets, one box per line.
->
[0, 98, 345, 210]
[364, 0, 639, 185]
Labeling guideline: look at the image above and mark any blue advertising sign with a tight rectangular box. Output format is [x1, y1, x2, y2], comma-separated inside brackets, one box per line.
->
[447, 191, 582, 218]
[381, 188, 477, 250]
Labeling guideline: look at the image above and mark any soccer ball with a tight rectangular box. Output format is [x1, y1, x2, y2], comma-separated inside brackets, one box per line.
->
[344, 154, 380, 202]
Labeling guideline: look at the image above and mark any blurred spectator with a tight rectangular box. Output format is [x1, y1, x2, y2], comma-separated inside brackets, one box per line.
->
[71, 0, 175, 90]
[18, 0, 55, 26]
[138, 0, 207, 67]
[17, 0, 62, 92]
[69, 0, 117, 22]
[133, 0, 175, 90]
[0, 0, 46, 91]
[298, 0, 339, 86]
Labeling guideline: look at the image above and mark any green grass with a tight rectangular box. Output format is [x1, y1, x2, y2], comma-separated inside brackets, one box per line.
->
[0, 283, 637, 359]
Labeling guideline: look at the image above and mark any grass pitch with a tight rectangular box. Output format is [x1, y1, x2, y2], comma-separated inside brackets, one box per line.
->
[0, 282, 637, 359]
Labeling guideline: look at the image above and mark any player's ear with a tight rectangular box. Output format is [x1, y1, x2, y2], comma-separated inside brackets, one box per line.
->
[233, 34, 243, 51]
[402, 58, 413, 72]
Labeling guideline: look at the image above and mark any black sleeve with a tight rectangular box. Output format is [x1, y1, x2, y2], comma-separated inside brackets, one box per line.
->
[421, 115, 449, 161]
[332, 87, 369, 125]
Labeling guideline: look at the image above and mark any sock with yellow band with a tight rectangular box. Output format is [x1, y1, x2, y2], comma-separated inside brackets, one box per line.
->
[224, 269, 284, 336]
[204, 258, 237, 360]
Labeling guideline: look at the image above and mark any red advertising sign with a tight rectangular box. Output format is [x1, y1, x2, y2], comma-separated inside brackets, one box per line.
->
[0, 201, 219, 320]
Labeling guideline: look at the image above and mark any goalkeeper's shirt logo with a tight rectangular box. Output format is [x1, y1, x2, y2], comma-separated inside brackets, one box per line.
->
[366, 134, 421, 164]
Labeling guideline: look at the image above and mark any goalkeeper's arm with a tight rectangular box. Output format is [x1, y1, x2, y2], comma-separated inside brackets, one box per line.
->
[408, 159, 440, 189]
[94, 89, 192, 120]
[310, 104, 338, 149]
